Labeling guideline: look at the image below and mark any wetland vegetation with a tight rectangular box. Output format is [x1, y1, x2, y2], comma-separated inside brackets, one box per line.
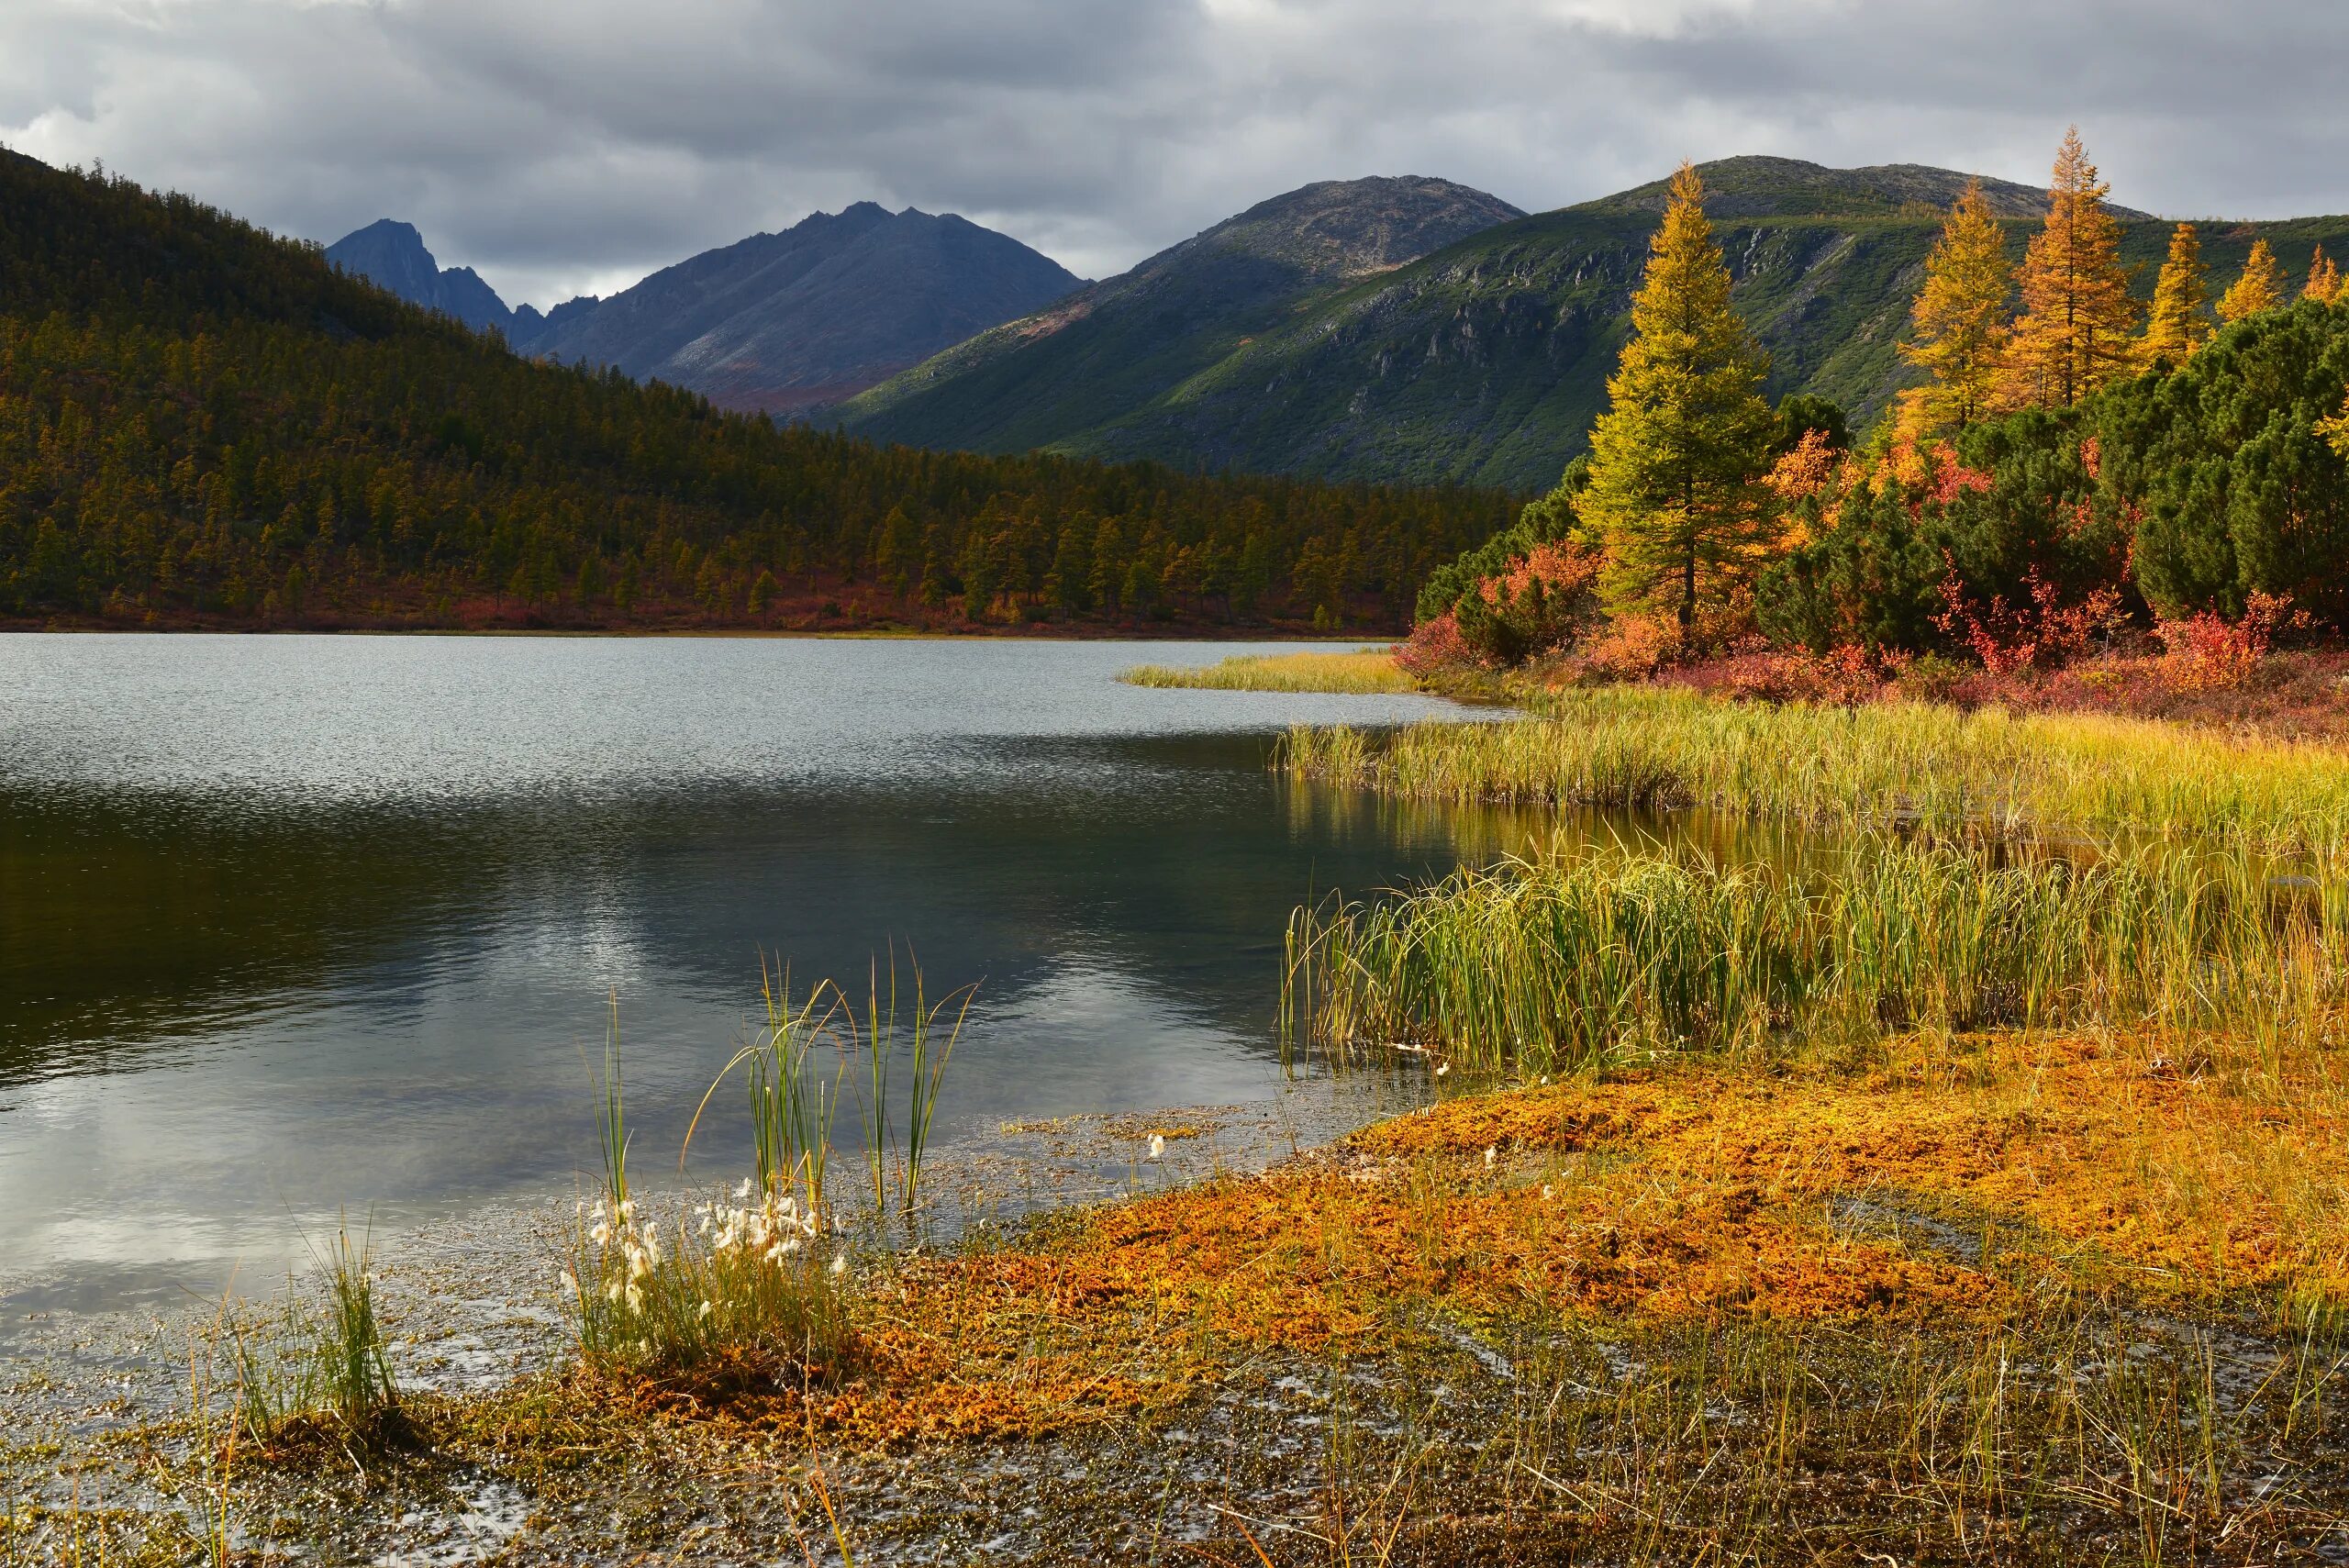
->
[9, 124, 2349, 1565]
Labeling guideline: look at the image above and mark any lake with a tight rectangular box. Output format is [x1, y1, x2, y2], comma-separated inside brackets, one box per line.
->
[0, 634, 1531, 1314]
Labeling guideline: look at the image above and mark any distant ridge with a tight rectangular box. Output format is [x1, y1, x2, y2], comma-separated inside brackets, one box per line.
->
[324, 206, 1083, 415]
[520, 203, 1085, 413]
[833, 175, 1526, 454]
[836, 157, 2327, 490]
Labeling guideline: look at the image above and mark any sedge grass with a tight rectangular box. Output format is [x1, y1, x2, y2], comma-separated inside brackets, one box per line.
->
[227, 1227, 400, 1451]
[1279, 685, 2349, 850]
[1122, 649, 1413, 695]
[1285, 831, 2344, 1077]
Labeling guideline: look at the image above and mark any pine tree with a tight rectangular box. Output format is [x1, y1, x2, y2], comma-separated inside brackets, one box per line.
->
[2306, 245, 2343, 306]
[2142, 222, 2212, 365]
[2002, 128, 2140, 409]
[1580, 162, 1776, 639]
[2218, 239, 2287, 323]
[1900, 179, 2012, 428]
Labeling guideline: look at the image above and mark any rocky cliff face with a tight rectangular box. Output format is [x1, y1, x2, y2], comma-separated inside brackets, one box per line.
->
[324, 220, 516, 335]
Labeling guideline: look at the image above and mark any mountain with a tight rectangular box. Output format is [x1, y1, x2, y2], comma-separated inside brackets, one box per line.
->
[834, 176, 1527, 454]
[0, 150, 1514, 633]
[837, 158, 2346, 492]
[518, 204, 1086, 413]
[324, 218, 517, 336]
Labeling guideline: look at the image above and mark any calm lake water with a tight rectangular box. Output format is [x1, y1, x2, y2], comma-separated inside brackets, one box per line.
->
[1, 634, 1537, 1313]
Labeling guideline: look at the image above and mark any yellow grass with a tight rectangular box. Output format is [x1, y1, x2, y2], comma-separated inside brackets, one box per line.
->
[1282, 684, 2349, 848]
[1120, 648, 1413, 695]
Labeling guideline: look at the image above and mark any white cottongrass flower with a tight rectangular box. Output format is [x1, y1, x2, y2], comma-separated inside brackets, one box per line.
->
[735, 1178, 754, 1200]
[830, 1254, 848, 1277]
[1541, 1184, 1555, 1202]
[1435, 1062, 1451, 1078]
[697, 1301, 712, 1321]
[1148, 1134, 1166, 1161]
[1484, 1146, 1496, 1170]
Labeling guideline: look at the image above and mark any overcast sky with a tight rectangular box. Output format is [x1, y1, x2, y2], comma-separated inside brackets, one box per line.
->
[5, 0, 2343, 308]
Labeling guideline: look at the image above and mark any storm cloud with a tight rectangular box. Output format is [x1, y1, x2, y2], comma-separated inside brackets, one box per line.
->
[4, 0, 2343, 307]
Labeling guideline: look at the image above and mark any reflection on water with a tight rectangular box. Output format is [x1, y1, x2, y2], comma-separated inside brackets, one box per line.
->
[3, 635, 1529, 1311]
[0, 634, 1809, 1313]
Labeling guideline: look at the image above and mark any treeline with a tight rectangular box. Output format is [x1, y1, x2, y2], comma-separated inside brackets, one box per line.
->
[0, 151, 1518, 629]
[1410, 129, 2349, 679]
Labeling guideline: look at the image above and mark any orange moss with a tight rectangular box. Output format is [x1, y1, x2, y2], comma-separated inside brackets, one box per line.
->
[1356, 1031, 2349, 1304]
[623, 1028, 2345, 1450]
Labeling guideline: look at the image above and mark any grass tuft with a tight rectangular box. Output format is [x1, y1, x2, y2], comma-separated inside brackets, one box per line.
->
[1122, 649, 1415, 695]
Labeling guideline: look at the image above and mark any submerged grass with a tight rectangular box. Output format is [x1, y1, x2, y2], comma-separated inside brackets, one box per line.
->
[1280, 685, 2349, 849]
[1123, 648, 1415, 695]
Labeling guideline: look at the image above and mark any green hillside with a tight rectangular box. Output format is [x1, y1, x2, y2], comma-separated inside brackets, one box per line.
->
[0, 151, 1517, 631]
[839, 157, 2349, 492]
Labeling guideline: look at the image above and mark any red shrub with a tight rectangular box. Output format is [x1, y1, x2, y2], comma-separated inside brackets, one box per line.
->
[1931, 557, 2122, 677]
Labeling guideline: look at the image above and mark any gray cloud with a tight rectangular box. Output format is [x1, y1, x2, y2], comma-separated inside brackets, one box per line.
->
[5, 0, 2343, 307]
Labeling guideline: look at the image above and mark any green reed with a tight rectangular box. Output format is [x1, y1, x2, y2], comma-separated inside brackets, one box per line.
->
[228, 1226, 400, 1448]
[1277, 687, 2349, 851]
[1285, 832, 2343, 1076]
[842, 951, 975, 1218]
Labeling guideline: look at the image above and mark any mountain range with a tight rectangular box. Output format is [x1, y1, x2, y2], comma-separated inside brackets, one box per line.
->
[327, 158, 2349, 494]
[326, 205, 1085, 413]
[839, 157, 2349, 491]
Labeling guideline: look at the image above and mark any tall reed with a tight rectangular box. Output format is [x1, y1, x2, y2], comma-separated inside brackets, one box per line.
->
[842, 952, 975, 1218]
[1285, 832, 2343, 1076]
[1279, 688, 2349, 851]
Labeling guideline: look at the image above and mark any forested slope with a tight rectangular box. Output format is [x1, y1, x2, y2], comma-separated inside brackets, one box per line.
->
[0, 152, 1517, 631]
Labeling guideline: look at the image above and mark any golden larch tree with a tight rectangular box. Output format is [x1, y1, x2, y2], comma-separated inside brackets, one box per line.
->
[1900, 179, 2012, 428]
[2002, 128, 2140, 409]
[2141, 222, 2211, 365]
[2306, 246, 2343, 305]
[1580, 161, 1776, 640]
[2218, 239, 2287, 323]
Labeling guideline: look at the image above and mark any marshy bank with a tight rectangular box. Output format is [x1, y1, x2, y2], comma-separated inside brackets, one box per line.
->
[10, 653, 2349, 1562]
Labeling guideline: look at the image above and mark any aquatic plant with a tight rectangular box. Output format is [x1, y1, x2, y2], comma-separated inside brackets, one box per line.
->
[564, 1183, 854, 1391]
[1279, 686, 2349, 849]
[1286, 833, 2343, 1076]
[841, 953, 975, 1220]
[1120, 649, 1415, 695]
[227, 1226, 400, 1450]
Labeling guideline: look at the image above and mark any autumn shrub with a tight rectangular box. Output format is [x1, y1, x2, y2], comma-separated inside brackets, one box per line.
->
[1452, 539, 1605, 667]
[2152, 592, 2299, 693]
[1570, 612, 1681, 682]
[1679, 641, 1898, 706]
[1395, 609, 1478, 677]
[1931, 557, 2123, 676]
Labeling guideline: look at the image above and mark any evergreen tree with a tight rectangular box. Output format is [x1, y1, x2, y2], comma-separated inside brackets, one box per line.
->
[2002, 128, 2140, 409]
[2141, 222, 2212, 365]
[2218, 239, 2287, 323]
[1900, 180, 2011, 429]
[1580, 162, 1776, 639]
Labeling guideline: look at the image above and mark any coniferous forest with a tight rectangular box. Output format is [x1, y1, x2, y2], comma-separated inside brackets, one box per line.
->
[0, 150, 1519, 631]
